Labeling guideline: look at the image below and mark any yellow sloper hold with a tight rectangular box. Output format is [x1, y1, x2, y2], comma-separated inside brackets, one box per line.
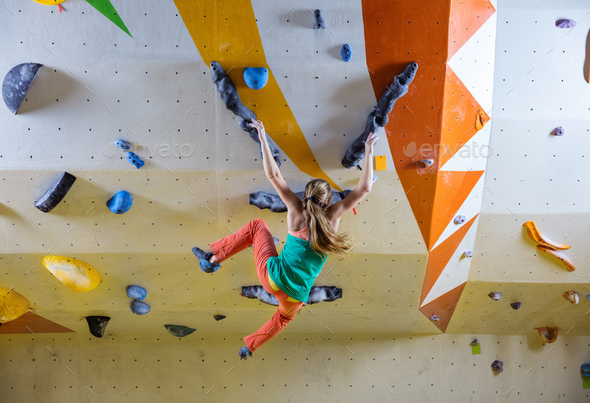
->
[537, 245, 575, 272]
[42, 256, 102, 292]
[173, 0, 340, 190]
[33, 0, 65, 5]
[0, 287, 30, 323]
[523, 221, 570, 250]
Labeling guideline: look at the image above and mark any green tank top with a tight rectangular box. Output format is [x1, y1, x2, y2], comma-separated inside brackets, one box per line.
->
[267, 234, 328, 302]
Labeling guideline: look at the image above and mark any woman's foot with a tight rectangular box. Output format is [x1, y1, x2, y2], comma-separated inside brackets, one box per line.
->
[239, 345, 252, 360]
[191, 247, 220, 273]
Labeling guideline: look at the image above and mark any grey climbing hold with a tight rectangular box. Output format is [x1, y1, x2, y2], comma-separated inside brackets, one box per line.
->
[116, 139, 131, 150]
[35, 172, 77, 213]
[420, 159, 434, 168]
[250, 190, 352, 213]
[313, 9, 325, 29]
[510, 302, 521, 310]
[491, 360, 503, 373]
[210, 61, 281, 166]
[454, 215, 466, 224]
[126, 285, 146, 301]
[307, 286, 342, 305]
[551, 126, 564, 136]
[342, 62, 418, 169]
[86, 316, 110, 338]
[107, 190, 133, 214]
[340, 44, 352, 62]
[164, 324, 196, 338]
[241, 285, 342, 306]
[488, 292, 502, 301]
[555, 19, 576, 28]
[214, 315, 226, 321]
[2, 63, 43, 114]
[126, 151, 144, 169]
[243, 67, 268, 90]
[130, 300, 150, 315]
[463, 251, 473, 258]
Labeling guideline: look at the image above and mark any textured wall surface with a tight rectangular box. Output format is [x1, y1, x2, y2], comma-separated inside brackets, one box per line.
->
[1, 0, 590, 401]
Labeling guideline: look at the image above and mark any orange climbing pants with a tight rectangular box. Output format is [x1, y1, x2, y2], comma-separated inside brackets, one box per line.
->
[210, 218, 304, 353]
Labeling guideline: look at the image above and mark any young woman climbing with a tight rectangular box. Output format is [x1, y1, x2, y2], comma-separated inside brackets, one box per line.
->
[192, 119, 378, 360]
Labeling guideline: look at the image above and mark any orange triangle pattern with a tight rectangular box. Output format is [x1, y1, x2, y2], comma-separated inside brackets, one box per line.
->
[420, 214, 479, 305]
[361, 0, 495, 332]
[439, 67, 490, 167]
[0, 311, 74, 334]
[448, 0, 496, 59]
[419, 282, 467, 333]
[428, 170, 483, 249]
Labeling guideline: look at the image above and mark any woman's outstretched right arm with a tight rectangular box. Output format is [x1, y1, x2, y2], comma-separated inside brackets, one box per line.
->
[327, 132, 379, 221]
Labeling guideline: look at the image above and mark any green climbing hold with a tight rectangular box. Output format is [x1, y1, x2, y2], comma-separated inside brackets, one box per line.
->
[85, 0, 132, 37]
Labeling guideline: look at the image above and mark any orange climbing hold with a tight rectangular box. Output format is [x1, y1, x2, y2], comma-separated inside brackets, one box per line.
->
[536, 245, 575, 272]
[523, 221, 570, 250]
[475, 110, 487, 131]
[535, 327, 558, 343]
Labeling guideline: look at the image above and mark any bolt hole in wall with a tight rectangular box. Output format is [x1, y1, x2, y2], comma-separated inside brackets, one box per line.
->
[0, 0, 589, 402]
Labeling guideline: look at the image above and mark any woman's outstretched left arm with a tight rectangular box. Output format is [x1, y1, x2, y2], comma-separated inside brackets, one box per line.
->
[250, 120, 301, 211]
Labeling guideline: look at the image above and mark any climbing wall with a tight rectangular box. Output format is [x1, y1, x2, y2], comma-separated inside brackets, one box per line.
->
[1, 0, 589, 401]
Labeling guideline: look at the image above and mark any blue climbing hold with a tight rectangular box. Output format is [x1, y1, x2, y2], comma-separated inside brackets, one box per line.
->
[582, 363, 590, 377]
[130, 300, 150, 315]
[340, 44, 352, 62]
[126, 285, 147, 301]
[116, 139, 131, 150]
[107, 190, 133, 214]
[126, 151, 144, 169]
[243, 67, 269, 90]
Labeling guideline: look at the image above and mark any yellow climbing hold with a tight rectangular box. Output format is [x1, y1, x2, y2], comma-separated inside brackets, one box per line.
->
[523, 221, 570, 250]
[33, 0, 65, 5]
[0, 287, 30, 323]
[42, 256, 102, 292]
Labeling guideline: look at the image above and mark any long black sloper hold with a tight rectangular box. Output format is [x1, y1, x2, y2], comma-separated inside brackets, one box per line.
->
[210, 61, 282, 167]
[342, 62, 418, 169]
[249, 189, 352, 213]
[34, 171, 77, 213]
[241, 286, 342, 306]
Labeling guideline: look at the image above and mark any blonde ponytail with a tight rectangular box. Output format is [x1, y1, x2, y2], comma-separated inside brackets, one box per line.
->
[303, 179, 354, 259]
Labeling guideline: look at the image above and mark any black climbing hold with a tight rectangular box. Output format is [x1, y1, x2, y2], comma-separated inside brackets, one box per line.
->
[210, 61, 281, 167]
[313, 9, 326, 29]
[243, 67, 269, 90]
[2, 63, 43, 114]
[34, 172, 77, 213]
[510, 302, 521, 310]
[249, 190, 352, 213]
[342, 62, 418, 169]
[85, 316, 110, 338]
[241, 285, 342, 306]
[164, 324, 196, 338]
[491, 360, 503, 373]
[340, 44, 352, 62]
[213, 315, 226, 321]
